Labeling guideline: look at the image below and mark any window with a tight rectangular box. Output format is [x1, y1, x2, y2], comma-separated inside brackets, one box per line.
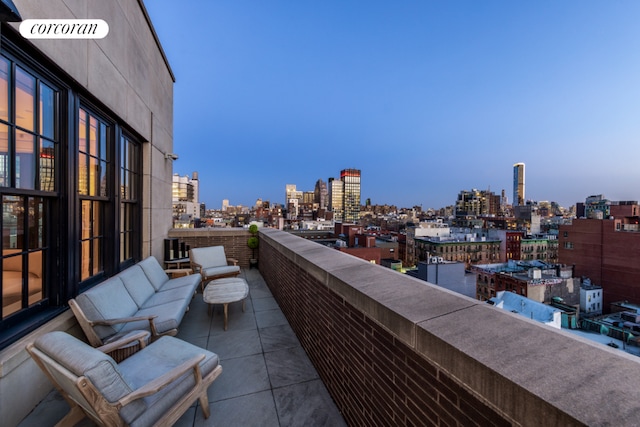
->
[119, 134, 140, 265]
[1, 54, 59, 322]
[0, 28, 144, 349]
[78, 108, 110, 282]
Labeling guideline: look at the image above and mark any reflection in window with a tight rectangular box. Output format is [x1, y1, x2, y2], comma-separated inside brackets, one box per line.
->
[2, 196, 46, 318]
[0, 58, 58, 192]
[15, 66, 35, 132]
[78, 108, 109, 281]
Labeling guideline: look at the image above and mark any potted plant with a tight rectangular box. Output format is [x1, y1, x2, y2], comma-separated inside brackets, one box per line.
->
[247, 224, 259, 268]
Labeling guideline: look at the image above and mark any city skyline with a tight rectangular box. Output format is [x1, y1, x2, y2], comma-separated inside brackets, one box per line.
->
[146, 1, 640, 209]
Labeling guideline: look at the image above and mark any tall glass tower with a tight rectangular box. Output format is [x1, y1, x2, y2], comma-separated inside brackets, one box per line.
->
[341, 168, 361, 223]
[513, 163, 525, 206]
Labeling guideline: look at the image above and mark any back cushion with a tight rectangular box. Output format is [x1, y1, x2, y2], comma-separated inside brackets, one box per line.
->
[137, 257, 169, 291]
[191, 246, 226, 269]
[117, 265, 156, 307]
[35, 331, 145, 422]
[75, 278, 139, 338]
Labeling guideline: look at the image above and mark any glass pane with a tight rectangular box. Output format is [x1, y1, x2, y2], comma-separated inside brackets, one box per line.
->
[15, 131, 35, 189]
[27, 250, 43, 306]
[80, 240, 90, 280]
[0, 57, 9, 121]
[78, 153, 88, 195]
[39, 139, 55, 192]
[28, 197, 44, 249]
[3, 254, 23, 317]
[15, 67, 35, 131]
[39, 83, 55, 139]
[89, 116, 97, 156]
[121, 136, 127, 170]
[0, 123, 9, 187]
[81, 200, 91, 240]
[120, 168, 126, 199]
[92, 237, 100, 275]
[99, 160, 107, 197]
[89, 155, 97, 196]
[100, 122, 107, 161]
[3, 195, 23, 249]
[78, 109, 87, 153]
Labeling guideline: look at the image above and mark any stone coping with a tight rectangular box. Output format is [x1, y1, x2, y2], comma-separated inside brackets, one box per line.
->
[260, 228, 640, 426]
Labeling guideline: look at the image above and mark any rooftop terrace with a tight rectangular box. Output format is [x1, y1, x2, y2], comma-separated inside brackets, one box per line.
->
[18, 267, 346, 426]
[11, 228, 640, 426]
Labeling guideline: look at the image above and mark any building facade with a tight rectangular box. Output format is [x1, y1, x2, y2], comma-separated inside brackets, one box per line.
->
[559, 217, 640, 309]
[341, 168, 360, 223]
[513, 162, 525, 206]
[328, 177, 343, 221]
[0, 1, 176, 423]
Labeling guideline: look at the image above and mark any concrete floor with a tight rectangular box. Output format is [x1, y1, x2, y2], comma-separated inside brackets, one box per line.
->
[18, 268, 346, 427]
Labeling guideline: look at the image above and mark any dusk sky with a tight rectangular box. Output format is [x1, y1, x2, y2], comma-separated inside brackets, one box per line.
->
[145, 1, 640, 210]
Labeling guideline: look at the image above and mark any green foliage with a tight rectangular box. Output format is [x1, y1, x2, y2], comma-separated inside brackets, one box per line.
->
[247, 236, 259, 249]
[249, 224, 258, 234]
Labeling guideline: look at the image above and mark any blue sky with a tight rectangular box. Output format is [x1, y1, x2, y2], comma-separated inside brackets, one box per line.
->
[145, 1, 640, 210]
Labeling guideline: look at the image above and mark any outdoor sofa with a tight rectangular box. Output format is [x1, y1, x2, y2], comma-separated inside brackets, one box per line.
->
[69, 256, 201, 352]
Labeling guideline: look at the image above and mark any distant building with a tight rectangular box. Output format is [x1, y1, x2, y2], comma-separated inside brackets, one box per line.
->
[473, 260, 579, 304]
[513, 162, 525, 206]
[410, 259, 466, 289]
[172, 173, 202, 227]
[455, 188, 501, 217]
[580, 279, 603, 316]
[559, 214, 640, 308]
[489, 291, 562, 329]
[520, 234, 559, 263]
[341, 168, 361, 223]
[328, 177, 344, 221]
[487, 229, 525, 262]
[414, 234, 501, 269]
[405, 221, 451, 266]
[314, 179, 328, 209]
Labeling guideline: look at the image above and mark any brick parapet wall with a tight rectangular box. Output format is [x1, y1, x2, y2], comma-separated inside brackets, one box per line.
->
[258, 228, 640, 426]
[168, 228, 253, 267]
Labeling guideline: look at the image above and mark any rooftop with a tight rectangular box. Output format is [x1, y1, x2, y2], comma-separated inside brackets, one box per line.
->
[17, 268, 346, 427]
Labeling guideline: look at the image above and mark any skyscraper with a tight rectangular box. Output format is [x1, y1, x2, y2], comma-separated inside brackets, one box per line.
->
[513, 163, 525, 206]
[314, 179, 328, 209]
[328, 177, 344, 221]
[341, 168, 361, 223]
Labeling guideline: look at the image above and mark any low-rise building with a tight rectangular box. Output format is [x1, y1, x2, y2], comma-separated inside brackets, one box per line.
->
[473, 260, 579, 304]
[489, 291, 562, 329]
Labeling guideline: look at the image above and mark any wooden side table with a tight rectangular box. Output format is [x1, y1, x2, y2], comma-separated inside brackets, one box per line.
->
[164, 268, 192, 278]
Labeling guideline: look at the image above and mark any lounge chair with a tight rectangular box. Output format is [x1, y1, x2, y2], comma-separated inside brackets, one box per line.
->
[26, 330, 222, 427]
[190, 246, 240, 291]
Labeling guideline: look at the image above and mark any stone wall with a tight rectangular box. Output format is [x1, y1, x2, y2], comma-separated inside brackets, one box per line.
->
[259, 228, 640, 426]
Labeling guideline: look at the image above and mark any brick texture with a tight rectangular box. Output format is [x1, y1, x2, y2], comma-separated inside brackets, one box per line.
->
[260, 237, 509, 426]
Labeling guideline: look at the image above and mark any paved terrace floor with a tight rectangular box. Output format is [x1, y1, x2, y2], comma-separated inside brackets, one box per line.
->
[18, 268, 346, 427]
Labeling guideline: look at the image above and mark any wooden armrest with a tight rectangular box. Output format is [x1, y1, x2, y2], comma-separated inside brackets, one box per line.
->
[92, 315, 160, 338]
[118, 354, 205, 406]
[91, 315, 157, 327]
[227, 258, 238, 266]
[97, 331, 149, 355]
